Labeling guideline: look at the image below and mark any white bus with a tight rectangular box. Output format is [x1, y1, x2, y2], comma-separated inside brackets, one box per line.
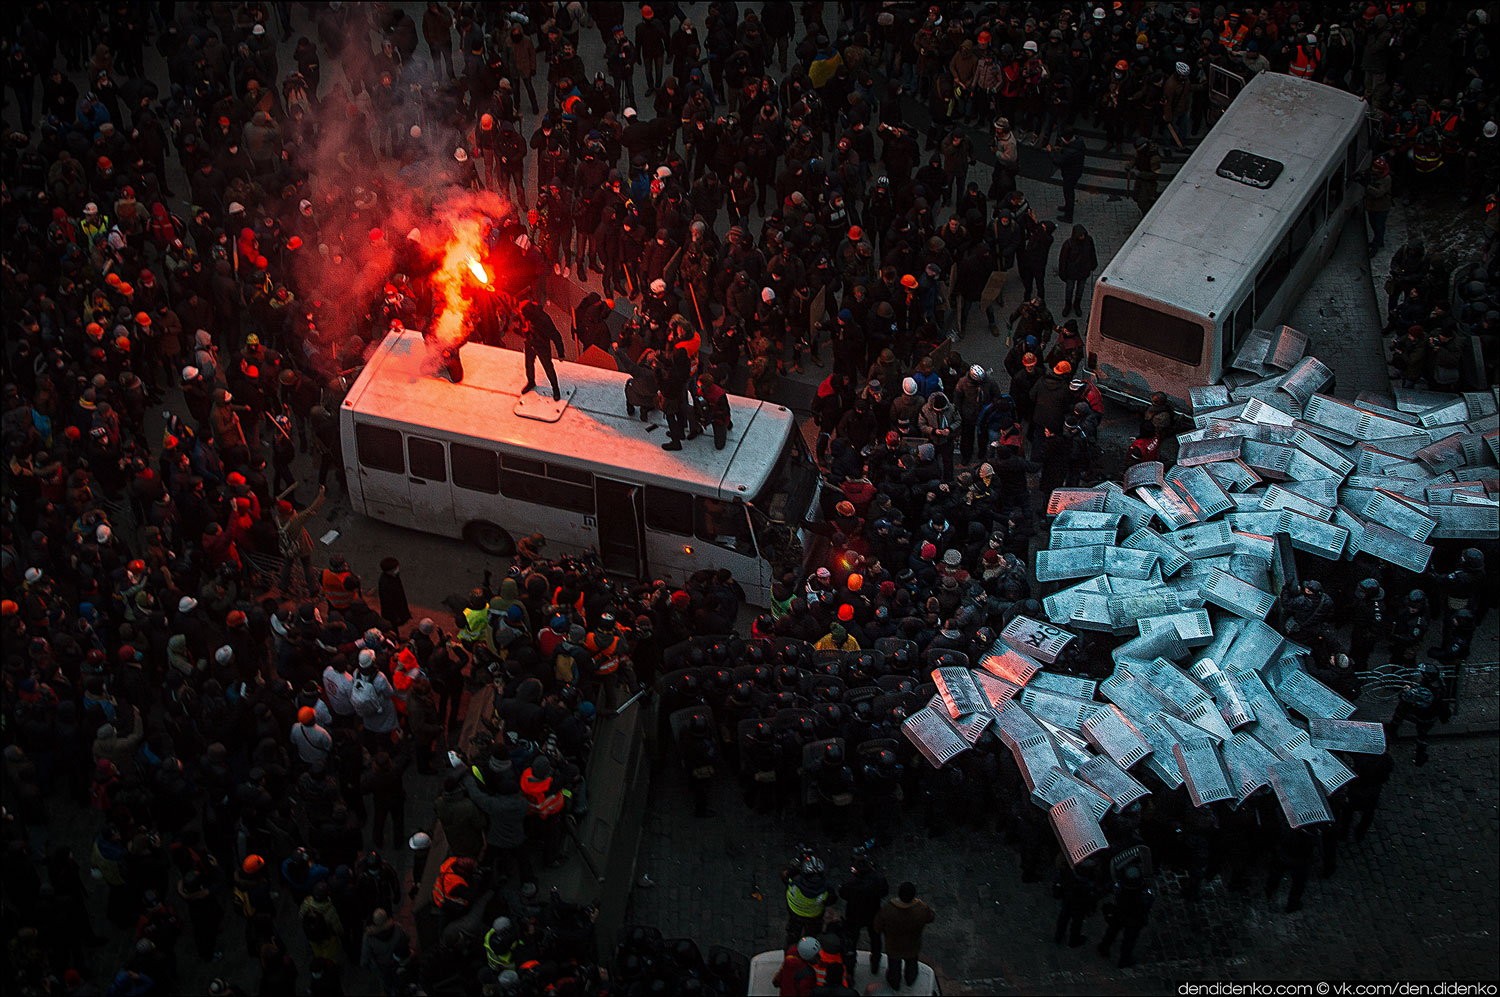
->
[1087, 72, 1370, 406]
[340, 331, 821, 606]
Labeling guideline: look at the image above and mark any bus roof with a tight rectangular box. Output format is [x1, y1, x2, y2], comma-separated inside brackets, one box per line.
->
[1099, 73, 1367, 320]
[342, 331, 794, 502]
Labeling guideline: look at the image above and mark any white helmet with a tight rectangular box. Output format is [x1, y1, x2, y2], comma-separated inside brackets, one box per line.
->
[215, 646, 234, 665]
[902, 376, 917, 396]
[358, 648, 377, 669]
[650, 278, 667, 294]
[969, 364, 985, 381]
[761, 287, 776, 303]
[491, 916, 513, 935]
[796, 937, 821, 961]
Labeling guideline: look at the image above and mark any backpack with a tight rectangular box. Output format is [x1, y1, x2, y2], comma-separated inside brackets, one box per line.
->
[351, 676, 382, 717]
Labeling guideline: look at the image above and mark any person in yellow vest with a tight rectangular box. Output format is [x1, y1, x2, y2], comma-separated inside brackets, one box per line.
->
[483, 916, 521, 972]
[814, 621, 860, 652]
[782, 853, 833, 945]
[457, 588, 494, 652]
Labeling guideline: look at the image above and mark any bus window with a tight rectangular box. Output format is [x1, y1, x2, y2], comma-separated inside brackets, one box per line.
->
[1226, 295, 1255, 366]
[644, 486, 694, 535]
[697, 497, 753, 553]
[408, 437, 447, 482]
[1286, 201, 1318, 260]
[503, 454, 545, 476]
[548, 463, 593, 487]
[500, 455, 593, 512]
[1255, 241, 1292, 307]
[1098, 296, 1204, 366]
[356, 423, 404, 473]
[451, 443, 500, 493]
[1327, 164, 1346, 213]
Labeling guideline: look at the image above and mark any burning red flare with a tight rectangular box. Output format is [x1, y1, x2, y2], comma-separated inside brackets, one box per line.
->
[466, 256, 489, 285]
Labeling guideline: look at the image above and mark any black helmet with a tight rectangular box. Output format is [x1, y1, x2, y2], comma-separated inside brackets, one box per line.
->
[823, 742, 844, 764]
[751, 665, 773, 686]
[1302, 579, 1324, 595]
[731, 681, 754, 703]
[1461, 548, 1484, 571]
[1357, 577, 1382, 596]
[688, 714, 710, 735]
[777, 665, 801, 688]
[1407, 589, 1427, 605]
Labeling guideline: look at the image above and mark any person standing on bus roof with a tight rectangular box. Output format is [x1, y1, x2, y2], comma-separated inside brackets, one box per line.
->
[519, 300, 565, 399]
[660, 346, 693, 451]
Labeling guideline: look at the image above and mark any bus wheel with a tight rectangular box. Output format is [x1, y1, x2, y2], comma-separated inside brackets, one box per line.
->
[464, 521, 515, 556]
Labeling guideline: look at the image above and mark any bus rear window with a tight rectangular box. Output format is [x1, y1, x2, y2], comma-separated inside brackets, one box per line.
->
[1099, 297, 1205, 367]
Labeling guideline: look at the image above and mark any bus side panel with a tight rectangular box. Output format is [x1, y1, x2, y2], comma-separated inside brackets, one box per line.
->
[341, 411, 366, 513]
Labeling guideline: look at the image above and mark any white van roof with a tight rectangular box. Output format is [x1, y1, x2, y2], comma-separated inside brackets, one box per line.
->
[1100, 72, 1366, 320]
[342, 331, 794, 501]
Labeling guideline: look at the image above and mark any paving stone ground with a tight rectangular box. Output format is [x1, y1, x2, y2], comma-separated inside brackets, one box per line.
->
[627, 720, 1499, 993]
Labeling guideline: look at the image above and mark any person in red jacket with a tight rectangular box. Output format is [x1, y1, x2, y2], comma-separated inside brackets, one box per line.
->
[772, 937, 823, 996]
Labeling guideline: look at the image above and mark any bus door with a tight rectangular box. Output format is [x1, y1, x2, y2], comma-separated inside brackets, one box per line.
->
[352, 421, 412, 523]
[405, 435, 456, 530]
[595, 478, 647, 578]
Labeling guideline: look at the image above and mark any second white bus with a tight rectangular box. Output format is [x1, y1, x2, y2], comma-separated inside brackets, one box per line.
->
[1087, 72, 1370, 406]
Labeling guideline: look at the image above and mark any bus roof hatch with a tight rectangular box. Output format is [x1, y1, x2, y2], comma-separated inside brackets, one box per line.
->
[514, 385, 576, 423]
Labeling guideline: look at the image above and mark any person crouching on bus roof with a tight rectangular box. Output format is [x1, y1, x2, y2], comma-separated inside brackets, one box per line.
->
[694, 373, 731, 450]
[613, 340, 660, 422]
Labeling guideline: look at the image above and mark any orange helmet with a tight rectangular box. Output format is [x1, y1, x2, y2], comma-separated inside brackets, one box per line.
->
[242, 854, 266, 874]
[480, 113, 494, 130]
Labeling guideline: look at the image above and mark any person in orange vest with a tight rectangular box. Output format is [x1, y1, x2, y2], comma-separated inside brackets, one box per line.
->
[815, 933, 850, 990]
[388, 645, 423, 718]
[519, 755, 567, 867]
[1219, 11, 1250, 51]
[430, 856, 478, 921]
[584, 612, 631, 707]
[1289, 33, 1320, 78]
[321, 555, 356, 613]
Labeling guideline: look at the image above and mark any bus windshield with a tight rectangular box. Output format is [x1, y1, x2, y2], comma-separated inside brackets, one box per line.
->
[750, 431, 818, 525]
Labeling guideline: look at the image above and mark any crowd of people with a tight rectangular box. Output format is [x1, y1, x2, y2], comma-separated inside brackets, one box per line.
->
[1, 1, 1496, 995]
